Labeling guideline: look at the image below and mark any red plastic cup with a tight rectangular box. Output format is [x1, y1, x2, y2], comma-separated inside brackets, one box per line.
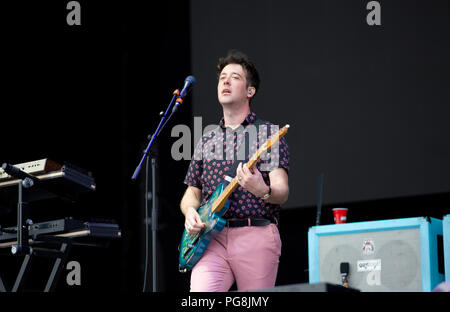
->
[332, 208, 348, 224]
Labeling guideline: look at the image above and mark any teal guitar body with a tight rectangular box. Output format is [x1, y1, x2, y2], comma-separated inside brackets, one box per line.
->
[178, 182, 230, 272]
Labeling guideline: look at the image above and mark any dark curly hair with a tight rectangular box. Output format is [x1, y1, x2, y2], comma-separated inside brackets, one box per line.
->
[216, 50, 260, 101]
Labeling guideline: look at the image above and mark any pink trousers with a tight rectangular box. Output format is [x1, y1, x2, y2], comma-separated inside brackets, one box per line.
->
[190, 223, 282, 292]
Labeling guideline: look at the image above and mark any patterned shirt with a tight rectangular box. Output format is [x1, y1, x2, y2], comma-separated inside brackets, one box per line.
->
[183, 112, 290, 222]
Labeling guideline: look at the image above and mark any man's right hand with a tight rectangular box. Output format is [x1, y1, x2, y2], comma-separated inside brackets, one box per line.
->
[184, 207, 206, 235]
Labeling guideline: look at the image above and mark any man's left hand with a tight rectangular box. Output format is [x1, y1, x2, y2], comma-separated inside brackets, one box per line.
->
[236, 162, 269, 198]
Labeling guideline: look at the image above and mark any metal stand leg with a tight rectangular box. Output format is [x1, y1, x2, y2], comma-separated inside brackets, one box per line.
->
[0, 274, 7, 292]
[1, 238, 72, 292]
[12, 254, 33, 292]
[44, 242, 71, 292]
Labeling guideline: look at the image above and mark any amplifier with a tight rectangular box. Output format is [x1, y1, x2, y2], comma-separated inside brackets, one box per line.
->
[444, 215, 450, 282]
[308, 217, 444, 292]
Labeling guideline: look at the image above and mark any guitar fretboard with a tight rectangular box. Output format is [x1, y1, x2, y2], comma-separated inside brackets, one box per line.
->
[210, 125, 289, 213]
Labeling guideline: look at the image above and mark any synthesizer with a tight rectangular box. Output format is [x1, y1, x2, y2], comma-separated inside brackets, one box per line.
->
[0, 218, 121, 247]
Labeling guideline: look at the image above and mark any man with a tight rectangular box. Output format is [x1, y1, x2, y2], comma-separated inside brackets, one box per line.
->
[180, 50, 290, 292]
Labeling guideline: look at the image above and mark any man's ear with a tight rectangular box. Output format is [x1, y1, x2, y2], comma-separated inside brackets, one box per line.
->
[247, 87, 256, 98]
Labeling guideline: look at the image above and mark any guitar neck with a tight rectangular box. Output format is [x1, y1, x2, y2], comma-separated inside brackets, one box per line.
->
[210, 124, 289, 214]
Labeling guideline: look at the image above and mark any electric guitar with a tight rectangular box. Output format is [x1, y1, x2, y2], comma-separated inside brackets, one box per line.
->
[178, 124, 290, 272]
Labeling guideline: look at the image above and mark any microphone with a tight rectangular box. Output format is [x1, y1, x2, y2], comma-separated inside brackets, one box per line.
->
[172, 75, 196, 113]
[340, 262, 350, 287]
[179, 75, 196, 99]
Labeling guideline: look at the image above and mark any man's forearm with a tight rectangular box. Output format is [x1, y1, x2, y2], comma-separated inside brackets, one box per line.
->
[267, 183, 289, 205]
[267, 168, 289, 205]
[180, 187, 202, 216]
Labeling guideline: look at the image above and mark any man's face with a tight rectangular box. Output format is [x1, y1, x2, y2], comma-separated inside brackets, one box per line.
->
[217, 63, 253, 106]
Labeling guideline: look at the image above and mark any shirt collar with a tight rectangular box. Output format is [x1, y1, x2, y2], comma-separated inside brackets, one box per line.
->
[219, 111, 258, 129]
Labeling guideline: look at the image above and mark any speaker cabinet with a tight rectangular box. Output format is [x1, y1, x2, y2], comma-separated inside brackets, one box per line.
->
[444, 215, 450, 282]
[308, 217, 444, 292]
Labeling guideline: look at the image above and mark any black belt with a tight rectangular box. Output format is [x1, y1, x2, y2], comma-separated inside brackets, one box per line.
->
[225, 218, 274, 228]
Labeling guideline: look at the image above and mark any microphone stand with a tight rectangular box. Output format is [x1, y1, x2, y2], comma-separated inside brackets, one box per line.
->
[315, 173, 324, 226]
[132, 89, 180, 293]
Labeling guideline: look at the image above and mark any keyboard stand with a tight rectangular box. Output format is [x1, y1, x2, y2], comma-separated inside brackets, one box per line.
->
[0, 162, 113, 292]
[0, 236, 72, 292]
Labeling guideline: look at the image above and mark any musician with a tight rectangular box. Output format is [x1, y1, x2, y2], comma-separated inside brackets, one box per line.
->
[180, 50, 290, 292]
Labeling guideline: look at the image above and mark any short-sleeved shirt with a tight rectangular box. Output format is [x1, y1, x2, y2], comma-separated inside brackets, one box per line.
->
[183, 112, 290, 222]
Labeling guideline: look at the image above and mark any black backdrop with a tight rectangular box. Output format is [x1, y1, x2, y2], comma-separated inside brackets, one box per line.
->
[0, 1, 449, 292]
[190, 0, 450, 209]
